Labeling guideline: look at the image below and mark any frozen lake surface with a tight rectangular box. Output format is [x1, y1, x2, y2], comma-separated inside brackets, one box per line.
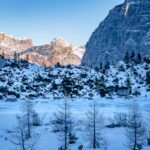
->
[0, 97, 150, 150]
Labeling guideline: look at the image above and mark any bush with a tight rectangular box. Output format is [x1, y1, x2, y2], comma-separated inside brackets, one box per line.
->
[68, 132, 78, 144]
[132, 89, 141, 96]
[107, 112, 128, 128]
[32, 111, 41, 126]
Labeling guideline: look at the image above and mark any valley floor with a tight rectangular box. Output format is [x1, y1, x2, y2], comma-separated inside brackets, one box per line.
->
[0, 96, 150, 150]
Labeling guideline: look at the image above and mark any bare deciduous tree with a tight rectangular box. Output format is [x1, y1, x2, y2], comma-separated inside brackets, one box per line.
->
[126, 102, 146, 150]
[20, 99, 35, 139]
[85, 100, 105, 149]
[51, 98, 76, 150]
[10, 116, 37, 150]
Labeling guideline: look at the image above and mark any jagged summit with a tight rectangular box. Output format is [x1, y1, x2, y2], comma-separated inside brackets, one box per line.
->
[0, 32, 32, 49]
[51, 36, 73, 47]
[0, 32, 32, 41]
[21, 37, 85, 67]
[82, 0, 150, 67]
[0, 32, 32, 56]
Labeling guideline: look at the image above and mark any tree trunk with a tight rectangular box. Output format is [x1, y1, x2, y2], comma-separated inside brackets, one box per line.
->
[21, 130, 25, 150]
[64, 99, 67, 150]
[27, 108, 31, 138]
[93, 102, 96, 149]
[133, 124, 137, 150]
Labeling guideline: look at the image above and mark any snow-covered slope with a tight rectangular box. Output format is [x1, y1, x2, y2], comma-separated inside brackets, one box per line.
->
[0, 58, 149, 100]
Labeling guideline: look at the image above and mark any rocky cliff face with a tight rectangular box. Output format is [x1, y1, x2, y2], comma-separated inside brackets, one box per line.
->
[21, 37, 85, 67]
[0, 32, 32, 59]
[0, 33, 85, 66]
[82, 0, 150, 67]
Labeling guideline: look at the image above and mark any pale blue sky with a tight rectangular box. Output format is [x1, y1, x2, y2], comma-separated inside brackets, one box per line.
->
[0, 0, 123, 46]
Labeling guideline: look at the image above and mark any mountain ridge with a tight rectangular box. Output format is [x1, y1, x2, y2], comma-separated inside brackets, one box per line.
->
[0, 33, 85, 67]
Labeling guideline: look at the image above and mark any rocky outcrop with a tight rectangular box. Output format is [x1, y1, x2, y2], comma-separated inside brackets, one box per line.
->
[0, 32, 32, 59]
[21, 37, 84, 67]
[82, 0, 150, 67]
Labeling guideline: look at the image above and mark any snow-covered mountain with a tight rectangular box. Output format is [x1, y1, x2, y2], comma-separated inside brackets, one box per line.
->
[0, 32, 32, 58]
[21, 37, 85, 67]
[82, 0, 150, 67]
[0, 57, 149, 100]
[0, 33, 85, 67]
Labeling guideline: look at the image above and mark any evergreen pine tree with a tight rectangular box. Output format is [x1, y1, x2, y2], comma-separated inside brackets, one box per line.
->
[124, 51, 130, 64]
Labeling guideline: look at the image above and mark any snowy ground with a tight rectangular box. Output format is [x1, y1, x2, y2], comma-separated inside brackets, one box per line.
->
[0, 97, 150, 150]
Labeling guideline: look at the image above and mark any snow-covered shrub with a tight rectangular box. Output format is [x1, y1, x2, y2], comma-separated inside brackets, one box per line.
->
[107, 112, 128, 128]
[7, 90, 20, 98]
[117, 61, 126, 72]
[132, 88, 141, 96]
[68, 132, 78, 144]
[0, 58, 149, 99]
[32, 111, 41, 126]
[78, 144, 83, 150]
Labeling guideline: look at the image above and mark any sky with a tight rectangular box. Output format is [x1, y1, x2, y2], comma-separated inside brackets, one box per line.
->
[0, 0, 123, 46]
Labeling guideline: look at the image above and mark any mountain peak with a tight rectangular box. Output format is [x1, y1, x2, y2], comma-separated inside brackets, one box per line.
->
[23, 37, 84, 67]
[0, 32, 33, 58]
[51, 36, 72, 47]
[0, 32, 32, 42]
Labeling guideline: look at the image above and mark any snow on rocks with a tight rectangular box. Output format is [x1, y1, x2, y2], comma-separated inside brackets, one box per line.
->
[0, 59, 149, 100]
